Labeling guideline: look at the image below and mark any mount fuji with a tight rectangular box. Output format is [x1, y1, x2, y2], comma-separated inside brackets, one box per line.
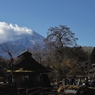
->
[0, 22, 45, 58]
[0, 31, 45, 58]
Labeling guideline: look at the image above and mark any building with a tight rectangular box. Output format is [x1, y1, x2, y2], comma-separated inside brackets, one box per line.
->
[7, 51, 50, 88]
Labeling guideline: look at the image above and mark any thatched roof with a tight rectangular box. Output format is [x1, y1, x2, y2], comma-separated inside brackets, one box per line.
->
[12, 51, 49, 73]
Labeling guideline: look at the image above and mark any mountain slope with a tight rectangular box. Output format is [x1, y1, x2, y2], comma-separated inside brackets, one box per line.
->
[0, 31, 45, 58]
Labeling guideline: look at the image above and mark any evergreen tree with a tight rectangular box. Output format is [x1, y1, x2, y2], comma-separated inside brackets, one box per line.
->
[91, 47, 95, 63]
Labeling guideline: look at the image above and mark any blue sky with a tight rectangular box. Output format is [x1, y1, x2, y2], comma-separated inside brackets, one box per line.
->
[0, 0, 95, 47]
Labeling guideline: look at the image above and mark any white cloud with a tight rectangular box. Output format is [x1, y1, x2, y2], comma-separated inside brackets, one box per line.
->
[0, 22, 33, 44]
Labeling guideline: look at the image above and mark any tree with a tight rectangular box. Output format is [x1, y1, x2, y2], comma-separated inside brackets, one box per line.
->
[44, 25, 78, 51]
[0, 57, 8, 76]
[0, 42, 23, 83]
[30, 44, 46, 64]
[43, 25, 79, 80]
[68, 46, 88, 62]
[50, 47, 88, 77]
[91, 47, 95, 64]
[0, 42, 23, 59]
[82, 46, 93, 59]
[44, 25, 78, 63]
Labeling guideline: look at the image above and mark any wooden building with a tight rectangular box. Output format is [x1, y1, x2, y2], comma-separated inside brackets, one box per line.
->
[7, 51, 50, 88]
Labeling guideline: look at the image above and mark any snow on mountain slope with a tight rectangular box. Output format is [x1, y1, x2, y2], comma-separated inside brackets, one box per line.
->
[0, 31, 45, 58]
[8, 31, 45, 47]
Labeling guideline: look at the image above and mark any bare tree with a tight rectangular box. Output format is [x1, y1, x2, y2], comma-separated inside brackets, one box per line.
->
[44, 25, 78, 65]
[0, 42, 22, 59]
[30, 44, 46, 64]
[44, 25, 78, 51]
[43, 25, 80, 79]
[0, 42, 23, 83]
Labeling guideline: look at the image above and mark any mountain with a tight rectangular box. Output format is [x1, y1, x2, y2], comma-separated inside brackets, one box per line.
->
[0, 31, 45, 58]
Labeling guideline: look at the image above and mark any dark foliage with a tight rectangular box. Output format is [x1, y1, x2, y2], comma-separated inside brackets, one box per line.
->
[91, 47, 95, 64]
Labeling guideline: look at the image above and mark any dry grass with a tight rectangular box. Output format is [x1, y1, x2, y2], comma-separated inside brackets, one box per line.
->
[57, 85, 80, 93]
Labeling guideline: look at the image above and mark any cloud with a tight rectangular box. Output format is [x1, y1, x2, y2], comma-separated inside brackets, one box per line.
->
[0, 22, 33, 44]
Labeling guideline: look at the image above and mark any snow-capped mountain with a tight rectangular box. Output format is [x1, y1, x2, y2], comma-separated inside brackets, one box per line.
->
[0, 31, 45, 58]
[7, 31, 45, 48]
